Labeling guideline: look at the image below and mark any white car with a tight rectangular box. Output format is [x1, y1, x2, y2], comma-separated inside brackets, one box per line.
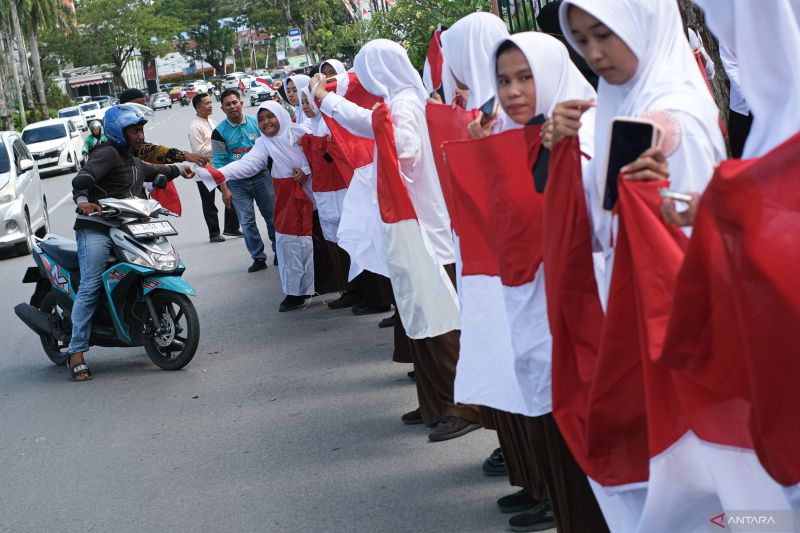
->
[0, 130, 50, 255]
[149, 92, 173, 111]
[248, 80, 278, 106]
[78, 101, 105, 123]
[22, 119, 84, 176]
[57, 106, 87, 131]
[223, 72, 246, 91]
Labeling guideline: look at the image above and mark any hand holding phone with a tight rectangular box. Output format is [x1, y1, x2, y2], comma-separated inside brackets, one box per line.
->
[602, 116, 663, 210]
[479, 96, 499, 127]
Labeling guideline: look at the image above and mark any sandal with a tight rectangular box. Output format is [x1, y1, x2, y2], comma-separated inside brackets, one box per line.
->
[67, 355, 92, 382]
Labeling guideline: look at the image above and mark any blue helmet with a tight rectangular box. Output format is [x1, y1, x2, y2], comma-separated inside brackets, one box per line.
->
[103, 104, 149, 147]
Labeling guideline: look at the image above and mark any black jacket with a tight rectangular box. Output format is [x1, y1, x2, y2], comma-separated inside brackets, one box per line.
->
[72, 143, 181, 230]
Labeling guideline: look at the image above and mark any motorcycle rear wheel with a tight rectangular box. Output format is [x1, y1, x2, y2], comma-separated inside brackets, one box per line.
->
[38, 292, 71, 366]
[142, 291, 199, 370]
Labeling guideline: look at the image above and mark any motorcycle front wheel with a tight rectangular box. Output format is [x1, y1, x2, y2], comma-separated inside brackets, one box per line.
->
[142, 291, 199, 370]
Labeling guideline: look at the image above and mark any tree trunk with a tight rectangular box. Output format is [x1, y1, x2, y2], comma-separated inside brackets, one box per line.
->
[4, 17, 26, 128]
[27, 18, 48, 119]
[0, 32, 12, 130]
[9, 0, 35, 118]
[678, 0, 729, 123]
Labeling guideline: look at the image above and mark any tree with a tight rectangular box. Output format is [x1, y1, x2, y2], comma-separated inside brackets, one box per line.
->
[165, 0, 239, 76]
[51, 0, 180, 88]
[22, 0, 72, 118]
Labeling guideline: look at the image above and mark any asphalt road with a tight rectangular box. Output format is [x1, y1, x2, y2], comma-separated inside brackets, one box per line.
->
[0, 102, 548, 533]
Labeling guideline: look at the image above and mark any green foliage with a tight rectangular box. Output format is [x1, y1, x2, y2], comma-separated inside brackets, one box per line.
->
[164, 0, 239, 75]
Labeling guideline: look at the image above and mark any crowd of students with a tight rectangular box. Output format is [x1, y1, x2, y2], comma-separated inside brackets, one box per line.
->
[194, 1, 800, 531]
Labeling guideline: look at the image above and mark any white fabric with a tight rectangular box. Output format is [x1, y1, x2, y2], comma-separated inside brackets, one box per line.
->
[454, 274, 529, 414]
[785, 483, 800, 509]
[588, 478, 647, 533]
[322, 47, 456, 266]
[383, 220, 460, 339]
[718, 43, 749, 115]
[559, 0, 724, 299]
[314, 189, 348, 242]
[299, 87, 328, 136]
[275, 233, 314, 296]
[255, 101, 311, 180]
[687, 28, 715, 81]
[694, 0, 800, 158]
[440, 12, 509, 109]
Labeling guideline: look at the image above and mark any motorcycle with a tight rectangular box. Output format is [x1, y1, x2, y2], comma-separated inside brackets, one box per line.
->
[14, 196, 200, 370]
[179, 95, 189, 107]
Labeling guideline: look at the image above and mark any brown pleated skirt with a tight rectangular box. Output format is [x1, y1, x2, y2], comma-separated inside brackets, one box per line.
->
[312, 210, 347, 295]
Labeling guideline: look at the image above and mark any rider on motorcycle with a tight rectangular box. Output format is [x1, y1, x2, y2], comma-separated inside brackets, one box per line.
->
[67, 104, 194, 382]
[82, 120, 106, 156]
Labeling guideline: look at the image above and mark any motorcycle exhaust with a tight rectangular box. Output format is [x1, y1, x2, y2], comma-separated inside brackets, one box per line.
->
[14, 303, 53, 338]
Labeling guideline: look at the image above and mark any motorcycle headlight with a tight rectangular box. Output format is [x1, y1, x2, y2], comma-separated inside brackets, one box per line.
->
[121, 249, 156, 269]
[151, 249, 179, 271]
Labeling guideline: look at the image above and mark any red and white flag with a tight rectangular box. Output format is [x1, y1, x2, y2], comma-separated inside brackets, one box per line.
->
[150, 181, 182, 216]
[372, 102, 459, 339]
[443, 126, 551, 416]
[422, 26, 444, 96]
[195, 164, 227, 192]
[320, 72, 387, 280]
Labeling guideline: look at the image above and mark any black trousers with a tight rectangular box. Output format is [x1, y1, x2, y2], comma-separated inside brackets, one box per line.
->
[728, 109, 753, 159]
[196, 182, 239, 237]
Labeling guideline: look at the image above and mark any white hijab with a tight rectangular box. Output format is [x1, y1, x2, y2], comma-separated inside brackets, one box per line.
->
[321, 59, 347, 75]
[441, 12, 509, 109]
[299, 86, 328, 136]
[694, 0, 800, 158]
[288, 74, 312, 125]
[559, 0, 724, 177]
[256, 101, 309, 179]
[490, 32, 597, 159]
[353, 39, 428, 109]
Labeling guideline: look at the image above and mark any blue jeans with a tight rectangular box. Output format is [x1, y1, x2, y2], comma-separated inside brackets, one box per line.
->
[67, 228, 114, 354]
[227, 173, 276, 261]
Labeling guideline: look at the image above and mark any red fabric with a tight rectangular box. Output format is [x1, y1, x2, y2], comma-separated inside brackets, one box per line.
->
[425, 28, 444, 91]
[443, 127, 543, 283]
[300, 134, 349, 192]
[203, 164, 227, 186]
[371, 103, 417, 224]
[543, 138, 646, 486]
[150, 181, 182, 216]
[255, 77, 276, 90]
[272, 178, 313, 236]
[424, 103, 479, 232]
[668, 131, 800, 485]
[319, 72, 380, 171]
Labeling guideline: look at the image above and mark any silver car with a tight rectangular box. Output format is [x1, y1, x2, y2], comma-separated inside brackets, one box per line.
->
[0, 131, 50, 255]
[149, 92, 172, 111]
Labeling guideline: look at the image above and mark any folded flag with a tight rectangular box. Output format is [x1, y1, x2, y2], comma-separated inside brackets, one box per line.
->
[150, 181, 182, 216]
[195, 164, 227, 192]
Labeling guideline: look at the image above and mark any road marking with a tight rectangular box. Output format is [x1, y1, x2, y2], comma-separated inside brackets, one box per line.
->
[49, 193, 73, 214]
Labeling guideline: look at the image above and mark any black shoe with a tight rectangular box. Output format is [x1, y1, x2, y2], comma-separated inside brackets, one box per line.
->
[508, 502, 555, 532]
[497, 489, 537, 514]
[401, 408, 423, 425]
[428, 416, 481, 442]
[407, 370, 416, 381]
[379, 313, 397, 328]
[209, 234, 225, 243]
[328, 291, 360, 309]
[248, 259, 267, 272]
[223, 229, 244, 237]
[483, 447, 508, 477]
[352, 303, 391, 316]
[273, 255, 278, 266]
[279, 295, 310, 312]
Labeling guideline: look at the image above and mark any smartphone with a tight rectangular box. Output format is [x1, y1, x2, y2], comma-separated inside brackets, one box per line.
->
[479, 96, 499, 126]
[602, 117, 661, 210]
[528, 114, 549, 193]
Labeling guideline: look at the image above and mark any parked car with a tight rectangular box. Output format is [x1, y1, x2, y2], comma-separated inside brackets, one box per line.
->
[90, 95, 114, 108]
[73, 96, 92, 104]
[149, 92, 173, 111]
[57, 106, 87, 131]
[168, 87, 182, 101]
[248, 80, 279, 106]
[0, 130, 50, 255]
[78, 101, 105, 123]
[21, 118, 84, 176]
[270, 70, 286, 81]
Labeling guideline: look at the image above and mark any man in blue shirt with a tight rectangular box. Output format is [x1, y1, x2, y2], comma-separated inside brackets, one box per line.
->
[211, 89, 276, 272]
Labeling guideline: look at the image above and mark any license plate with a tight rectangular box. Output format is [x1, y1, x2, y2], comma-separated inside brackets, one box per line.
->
[127, 221, 177, 237]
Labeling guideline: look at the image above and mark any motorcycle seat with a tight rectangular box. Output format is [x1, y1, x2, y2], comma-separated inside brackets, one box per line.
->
[39, 236, 79, 271]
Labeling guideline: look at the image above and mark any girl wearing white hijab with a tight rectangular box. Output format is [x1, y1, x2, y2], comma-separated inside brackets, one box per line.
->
[286, 74, 313, 128]
[478, 32, 608, 533]
[551, 1, 728, 531]
[440, 12, 509, 110]
[314, 39, 482, 441]
[199, 101, 315, 312]
[320, 59, 347, 78]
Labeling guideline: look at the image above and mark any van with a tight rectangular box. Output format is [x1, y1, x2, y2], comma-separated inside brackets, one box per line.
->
[223, 72, 246, 91]
[57, 106, 87, 132]
[21, 118, 85, 175]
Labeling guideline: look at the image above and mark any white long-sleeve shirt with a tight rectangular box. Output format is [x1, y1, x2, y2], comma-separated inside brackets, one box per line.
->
[719, 42, 750, 115]
[187, 116, 217, 158]
[320, 91, 455, 265]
